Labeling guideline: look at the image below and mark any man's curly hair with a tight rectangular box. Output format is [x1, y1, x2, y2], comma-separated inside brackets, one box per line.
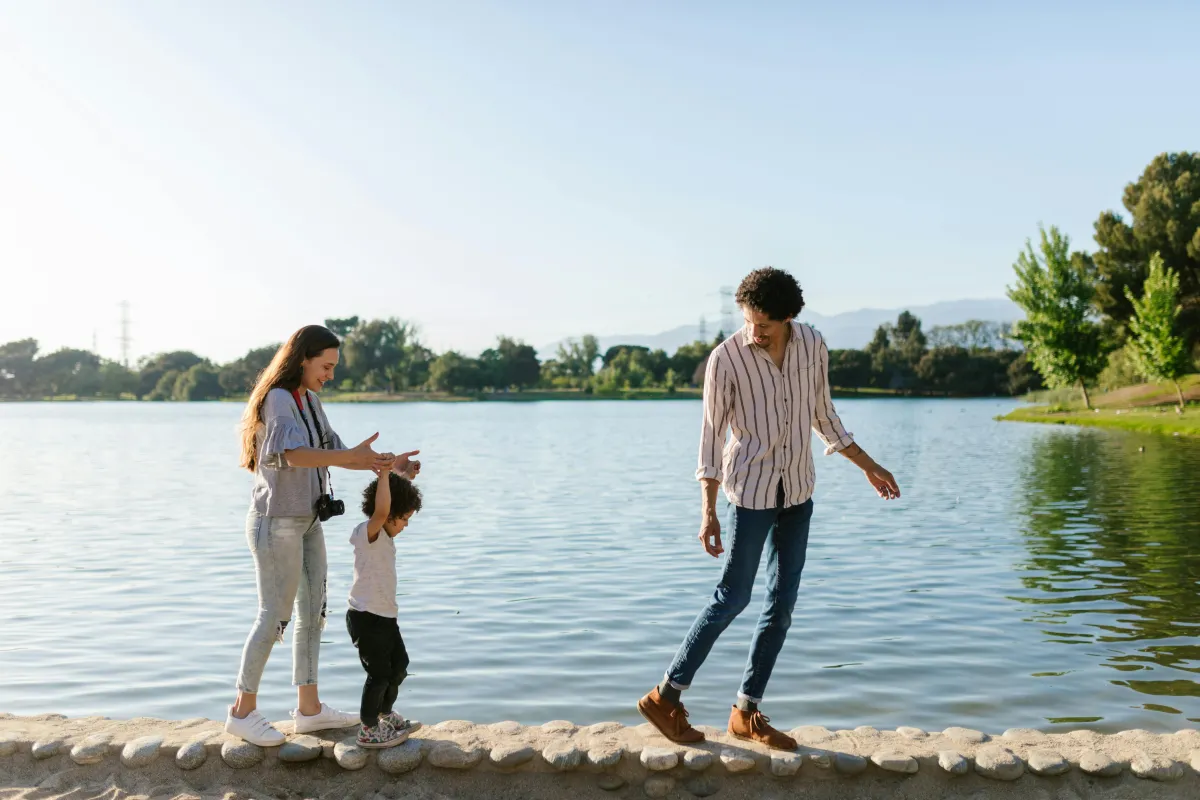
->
[361, 473, 423, 519]
[735, 267, 805, 322]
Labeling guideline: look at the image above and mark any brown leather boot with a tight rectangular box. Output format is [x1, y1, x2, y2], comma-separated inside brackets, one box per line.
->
[637, 687, 705, 744]
[727, 706, 797, 751]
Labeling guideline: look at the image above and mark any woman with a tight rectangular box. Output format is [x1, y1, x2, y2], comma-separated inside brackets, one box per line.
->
[224, 325, 404, 745]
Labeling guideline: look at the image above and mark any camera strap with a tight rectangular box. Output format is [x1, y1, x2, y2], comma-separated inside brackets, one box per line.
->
[291, 389, 333, 499]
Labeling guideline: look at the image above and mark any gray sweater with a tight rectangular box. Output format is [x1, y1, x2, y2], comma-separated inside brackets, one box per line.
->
[250, 388, 346, 517]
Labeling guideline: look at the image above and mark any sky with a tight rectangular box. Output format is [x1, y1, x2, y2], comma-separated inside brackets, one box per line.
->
[1, 1, 1197, 364]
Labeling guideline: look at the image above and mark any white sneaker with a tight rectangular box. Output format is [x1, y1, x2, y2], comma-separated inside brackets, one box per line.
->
[224, 707, 286, 747]
[291, 703, 360, 734]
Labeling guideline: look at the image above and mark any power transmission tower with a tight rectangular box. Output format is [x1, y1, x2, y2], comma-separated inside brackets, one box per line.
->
[119, 301, 132, 367]
[698, 315, 708, 343]
[719, 285, 734, 337]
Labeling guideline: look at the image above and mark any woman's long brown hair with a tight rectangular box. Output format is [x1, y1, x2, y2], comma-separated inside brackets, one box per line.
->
[239, 325, 340, 471]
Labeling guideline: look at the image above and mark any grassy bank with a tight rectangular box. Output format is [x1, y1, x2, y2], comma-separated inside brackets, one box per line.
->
[999, 375, 1200, 437]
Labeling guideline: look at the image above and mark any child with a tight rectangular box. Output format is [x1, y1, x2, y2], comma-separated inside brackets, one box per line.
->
[346, 461, 423, 748]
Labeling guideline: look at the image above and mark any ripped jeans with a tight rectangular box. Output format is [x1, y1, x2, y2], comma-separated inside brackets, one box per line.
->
[235, 513, 327, 693]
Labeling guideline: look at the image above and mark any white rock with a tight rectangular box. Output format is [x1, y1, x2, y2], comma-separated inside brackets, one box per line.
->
[31, 740, 62, 760]
[433, 720, 473, 732]
[641, 746, 679, 771]
[1130, 754, 1183, 782]
[543, 743, 583, 771]
[943, 727, 987, 744]
[70, 735, 111, 766]
[587, 743, 624, 769]
[1191, 750, 1200, 772]
[834, 752, 867, 774]
[896, 726, 927, 739]
[1002, 727, 1045, 740]
[278, 735, 323, 763]
[491, 743, 536, 768]
[542, 720, 578, 735]
[974, 746, 1023, 781]
[1078, 751, 1122, 777]
[854, 725, 879, 736]
[489, 720, 523, 735]
[377, 740, 423, 773]
[0, 735, 18, 757]
[720, 748, 756, 773]
[808, 750, 832, 769]
[585, 722, 624, 736]
[428, 742, 483, 769]
[1027, 749, 1069, 776]
[938, 750, 969, 775]
[871, 750, 918, 774]
[121, 736, 163, 768]
[220, 740, 264, 769]
[791, 725, 834, 742]
[770, 752, 803, 776]
[683, 748, 713, 771]
[333, 741, 368, 771]
[176, 738, 208, 771]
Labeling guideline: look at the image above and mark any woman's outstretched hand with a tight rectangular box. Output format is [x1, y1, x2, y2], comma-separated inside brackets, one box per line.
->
[345, 433, 394, 470]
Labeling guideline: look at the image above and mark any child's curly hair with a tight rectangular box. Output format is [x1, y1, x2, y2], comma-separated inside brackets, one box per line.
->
[361, 473, 423, 519]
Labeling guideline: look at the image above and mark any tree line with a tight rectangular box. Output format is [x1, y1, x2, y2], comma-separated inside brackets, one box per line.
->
[1006, 152, 1200, 410]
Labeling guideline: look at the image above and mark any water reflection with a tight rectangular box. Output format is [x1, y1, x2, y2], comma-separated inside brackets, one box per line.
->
[1014, 429, 1200, 720]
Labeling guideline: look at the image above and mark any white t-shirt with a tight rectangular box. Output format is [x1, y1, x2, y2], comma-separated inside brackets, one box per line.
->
[348, 520, 398, 618]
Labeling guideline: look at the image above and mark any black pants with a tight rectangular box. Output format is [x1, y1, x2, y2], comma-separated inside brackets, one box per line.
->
[346, 609, 409, 726]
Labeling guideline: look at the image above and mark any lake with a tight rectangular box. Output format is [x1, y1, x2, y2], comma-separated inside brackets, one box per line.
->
[1, 398, 1199, 734]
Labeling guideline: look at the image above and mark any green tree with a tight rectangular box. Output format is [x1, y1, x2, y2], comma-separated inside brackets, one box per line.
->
[174, 363, 224, 401]
[1091, 152, 1200, 348]
[138, 351, 204, 398]
[670, 340, 715, 386]
[342, 318, 414, 392]
[828, 349, 872, 389]
[219, 345, 279, 396]
[553, 335, 600, 385]
[427, 351, 484, 393]
[0, 338, 39, 397]
[479, 336, 541, 390]
[928, 320, 1014, 351]
[1007, 225, 1107, 409]
[148, 369, 182, 401]
[99, 360, 139, 398]
[1006, 351, 1044, 396]
[324, 316, 361, 339]
[34, 348, 102, 397]
[1125, 253, 1191, 410]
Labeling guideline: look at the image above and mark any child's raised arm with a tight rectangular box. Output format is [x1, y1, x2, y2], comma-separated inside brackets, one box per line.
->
[366, 469, 391, 543]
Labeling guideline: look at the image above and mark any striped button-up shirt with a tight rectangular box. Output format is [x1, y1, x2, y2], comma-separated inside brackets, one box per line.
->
[696, 322, 854, 510]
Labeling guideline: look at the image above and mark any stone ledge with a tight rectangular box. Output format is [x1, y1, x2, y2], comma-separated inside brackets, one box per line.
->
[2, 714, 1198, 798]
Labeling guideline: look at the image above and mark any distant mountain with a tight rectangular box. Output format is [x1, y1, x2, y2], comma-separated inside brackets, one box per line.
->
[539, 298, 1023, 357]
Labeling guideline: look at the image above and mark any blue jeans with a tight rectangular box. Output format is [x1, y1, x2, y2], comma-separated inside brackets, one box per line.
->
[666, 497, 814, 702]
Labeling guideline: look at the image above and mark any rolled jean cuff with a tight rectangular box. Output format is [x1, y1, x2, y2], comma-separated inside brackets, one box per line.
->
[737, 691, 763, 704]
[664, 673, 690, 692]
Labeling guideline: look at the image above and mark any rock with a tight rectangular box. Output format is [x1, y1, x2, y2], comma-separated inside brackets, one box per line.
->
[279, 736, 323, 763]
[0, 734, 18, 757]
[542, 720, 578, 735]
[597, 774, 625, 791]
[1003, 728, 1045, 740]
[897, 726, 927, 739]
[377, 740, 424, 774]
[685, 775, 720, 797]
[490, 743, 536, 768]
[643, 776, 675, 798]
[428, 742, 483, 769]
[871, 750, 918, 774]
[720, 748, 756, 773]
[32, 740, 62, 760]
[176, 738, 209, 771]
[1027, 749, 1070, 776]
[333, 741, 368, 771]
[975, 746, 1023, 781]
[1130, 754, 1183, 782]
[791, 725, 834, 742]
[943, 727, 987, 744]
[854, 725, 879, 736]
[770, 751, 803, 777]
[489, 721, 522, 735]
[938, 750, 970, 775]
[641, 746, 679, 771]
[808, 749, 832, 769]
[121, 735, 163, 768]
[220, 740, 264, 769]
[38, 769, 84, 792]
[1078, 751, 1122, 777]
[683, 748, 713, 771]
[1191, 750, 1200, 772]
[542, 743, 583, 771]
[588, 743, 624, 768]
[585, 722, 624, 735]
[70, 735, 111, 766]
[433, 719, 473, 732]
[834, 752, 868, 775]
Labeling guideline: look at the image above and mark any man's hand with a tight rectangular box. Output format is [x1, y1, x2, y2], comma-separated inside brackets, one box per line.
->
[864, 461, 900, 500]
[698, 514, 724, 558]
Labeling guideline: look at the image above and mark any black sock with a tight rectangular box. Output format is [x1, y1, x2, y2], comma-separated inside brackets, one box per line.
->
[658, 681, 682, 705]
[736, 697, 757, 713]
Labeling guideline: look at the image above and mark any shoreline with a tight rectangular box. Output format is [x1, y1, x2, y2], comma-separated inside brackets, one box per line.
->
[998, 405, 1200, 438]
[2, 714, 1198, 800]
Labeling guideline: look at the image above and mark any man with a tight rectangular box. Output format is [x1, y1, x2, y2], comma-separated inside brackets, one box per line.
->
[638, 267, 900, 750]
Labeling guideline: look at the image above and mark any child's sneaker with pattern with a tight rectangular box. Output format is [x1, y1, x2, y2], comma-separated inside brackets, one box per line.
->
[381, 711, 422, 734]
[356, 718, 408, 749]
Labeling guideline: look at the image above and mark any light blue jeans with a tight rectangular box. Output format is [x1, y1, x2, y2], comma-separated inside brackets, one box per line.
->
[235, 513, 327, 693]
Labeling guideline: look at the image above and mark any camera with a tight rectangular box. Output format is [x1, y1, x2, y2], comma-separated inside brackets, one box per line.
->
[316, 493, 345, 522]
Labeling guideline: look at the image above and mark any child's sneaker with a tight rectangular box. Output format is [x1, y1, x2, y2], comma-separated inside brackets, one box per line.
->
[382, 711, 422, 733]
[356, 718, 408, 749]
